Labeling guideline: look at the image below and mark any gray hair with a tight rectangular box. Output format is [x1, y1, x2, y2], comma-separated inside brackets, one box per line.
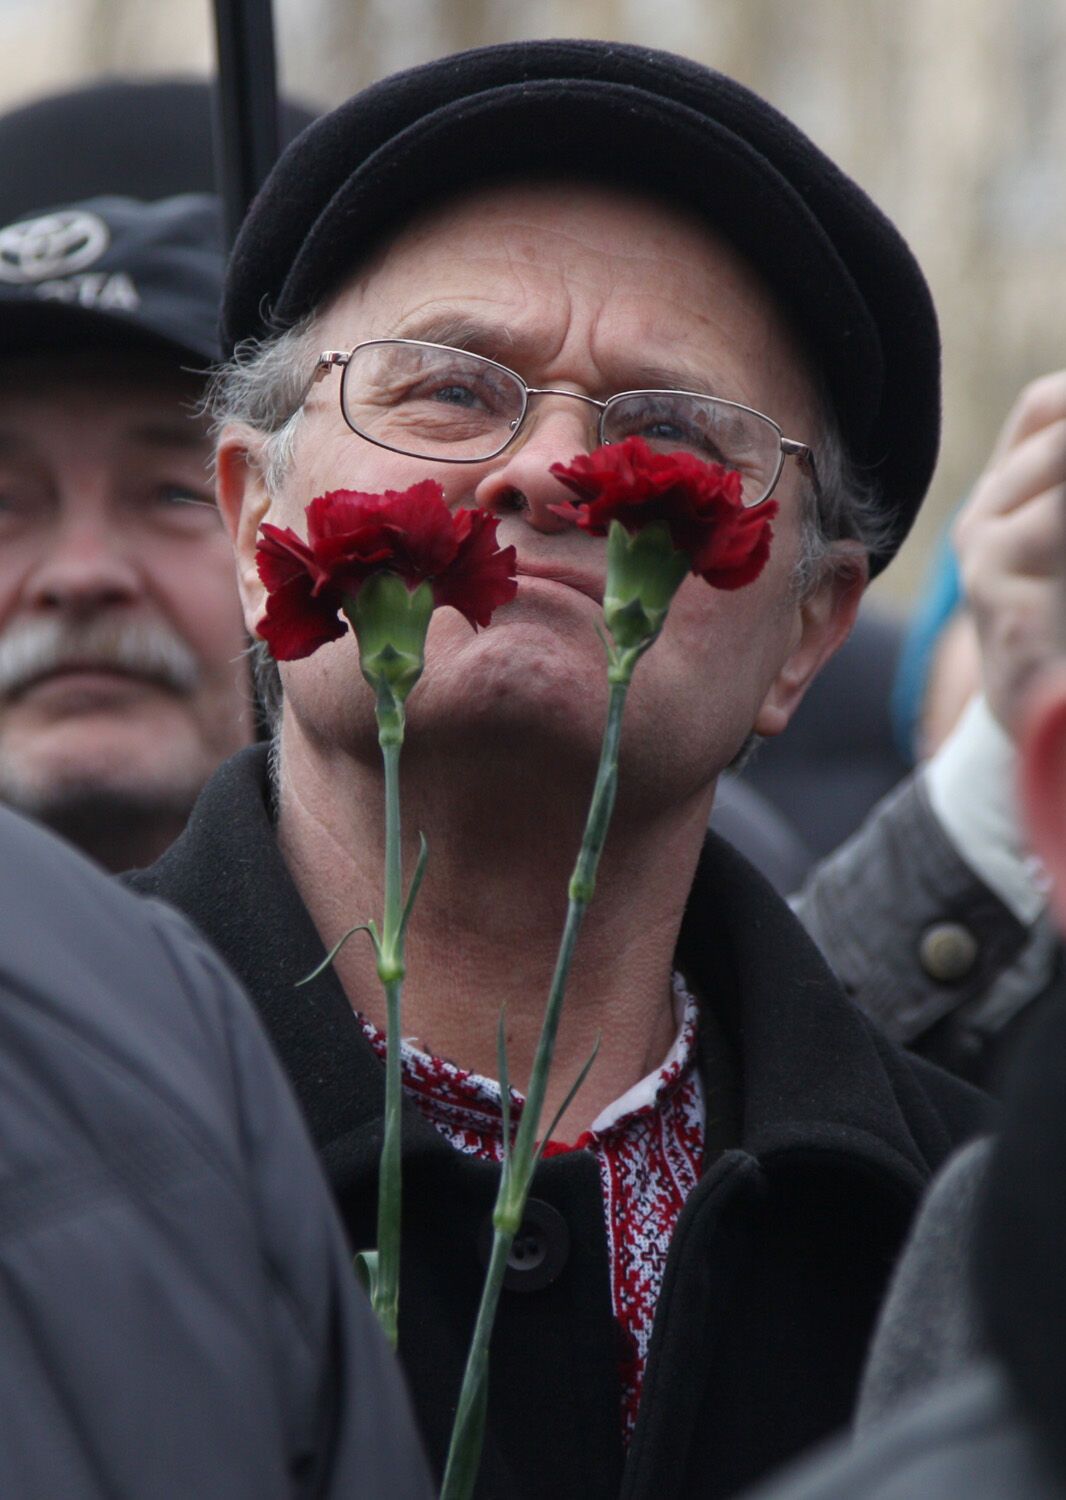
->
[206, 314, 891, 731]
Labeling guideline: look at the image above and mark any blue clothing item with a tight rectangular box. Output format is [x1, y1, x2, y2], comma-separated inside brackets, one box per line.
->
[890, 527, 962, 762]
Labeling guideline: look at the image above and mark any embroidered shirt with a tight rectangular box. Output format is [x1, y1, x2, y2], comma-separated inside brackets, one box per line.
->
[357, 976, 704, 1441]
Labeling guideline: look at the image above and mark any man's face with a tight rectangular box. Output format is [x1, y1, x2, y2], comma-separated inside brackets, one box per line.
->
[0, 352, 253, 846]
[224, 183, 861, 805]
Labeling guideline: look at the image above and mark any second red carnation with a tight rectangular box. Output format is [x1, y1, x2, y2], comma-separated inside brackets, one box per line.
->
[549, 436, 776, 590]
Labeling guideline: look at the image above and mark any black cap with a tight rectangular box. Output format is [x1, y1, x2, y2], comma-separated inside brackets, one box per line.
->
[0, 77, 316, 223]
[0, 194, 223, 366]
[222, 39, 941, 574]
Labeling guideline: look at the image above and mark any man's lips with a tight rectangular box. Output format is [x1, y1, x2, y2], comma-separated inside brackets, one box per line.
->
[8, 663, 180, 702]
[513, 560, 603, 605]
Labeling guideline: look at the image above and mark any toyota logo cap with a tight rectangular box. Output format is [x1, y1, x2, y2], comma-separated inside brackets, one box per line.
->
[0, 193, 223, 366]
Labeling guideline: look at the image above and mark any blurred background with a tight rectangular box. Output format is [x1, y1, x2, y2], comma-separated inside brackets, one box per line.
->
[1, 0, 1062, 606]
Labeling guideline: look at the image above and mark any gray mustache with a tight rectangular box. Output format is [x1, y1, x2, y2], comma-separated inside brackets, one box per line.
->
[0, 616, 200, 700]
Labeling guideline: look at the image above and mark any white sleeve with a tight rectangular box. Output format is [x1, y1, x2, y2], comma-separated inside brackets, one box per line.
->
[924, 693, 1048, 925]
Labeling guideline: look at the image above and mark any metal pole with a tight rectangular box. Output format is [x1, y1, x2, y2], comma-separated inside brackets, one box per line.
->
[211, 0, 281, 249]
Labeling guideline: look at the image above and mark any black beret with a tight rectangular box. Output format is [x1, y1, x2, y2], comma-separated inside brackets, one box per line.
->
[223, 39, 940, 574]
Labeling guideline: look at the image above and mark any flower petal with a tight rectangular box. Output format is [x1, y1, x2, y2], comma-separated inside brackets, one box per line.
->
[255, 573, 349, 661]
[432, 509, 518, 628]
[256, 524, 319, 590]
[255, 483, 517, 662]
[550, 437, 775, 589]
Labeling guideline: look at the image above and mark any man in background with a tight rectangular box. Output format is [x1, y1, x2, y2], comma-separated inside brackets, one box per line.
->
[0, 80, 314, 869]
[0, 189, 254, 869]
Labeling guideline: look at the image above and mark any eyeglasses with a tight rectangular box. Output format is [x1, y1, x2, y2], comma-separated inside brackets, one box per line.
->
[312, 338, 820, 510]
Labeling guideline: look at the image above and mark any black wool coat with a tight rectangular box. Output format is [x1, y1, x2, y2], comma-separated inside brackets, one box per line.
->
[126, 747, 987, 1500]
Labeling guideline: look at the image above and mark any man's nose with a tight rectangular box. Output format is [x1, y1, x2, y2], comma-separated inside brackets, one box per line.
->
[474, 395, 598, 532]
[24, 512, 143, 613]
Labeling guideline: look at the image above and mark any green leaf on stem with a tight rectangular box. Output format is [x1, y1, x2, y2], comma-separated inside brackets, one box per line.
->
[532, 1036, 602, 1171]
[497, 1009, 513, 1170]
[398, 832, 430, 948]
[296, 922, 378, 986]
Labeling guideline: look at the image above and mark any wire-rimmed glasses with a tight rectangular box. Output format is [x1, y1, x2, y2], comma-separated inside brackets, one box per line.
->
[313, 338, 819, 509]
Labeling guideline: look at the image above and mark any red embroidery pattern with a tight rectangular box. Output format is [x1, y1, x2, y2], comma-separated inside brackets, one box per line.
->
[357, 981, 704, 1442]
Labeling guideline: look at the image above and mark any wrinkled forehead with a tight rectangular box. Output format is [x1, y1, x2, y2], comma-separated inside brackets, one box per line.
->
[315, 179, 821, 421]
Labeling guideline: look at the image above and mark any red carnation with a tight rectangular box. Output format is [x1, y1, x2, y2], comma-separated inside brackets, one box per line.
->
[255, 482, 517, 661]
[549, 436, 776, 589]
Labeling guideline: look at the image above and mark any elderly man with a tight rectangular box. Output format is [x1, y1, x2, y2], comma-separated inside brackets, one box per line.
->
[0, 192, 254, 869]
[129, 41, 985, 1500]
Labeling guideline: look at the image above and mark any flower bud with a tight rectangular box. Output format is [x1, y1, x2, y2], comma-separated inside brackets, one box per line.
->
[603, 519, 689, 651]
[347, 573, 435, 703]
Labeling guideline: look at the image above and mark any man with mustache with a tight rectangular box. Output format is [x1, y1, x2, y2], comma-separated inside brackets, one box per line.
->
[127, 41, 987, 1500]
[0, 192, 255, 869]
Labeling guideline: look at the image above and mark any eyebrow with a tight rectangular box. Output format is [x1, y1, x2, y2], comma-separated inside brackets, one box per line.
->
[388, 310, 518, 361]
[0, 424, 210, 465]
[126, 421, 211, 451]
[384, 311, 726, 398]
[621, 362, 727, 398]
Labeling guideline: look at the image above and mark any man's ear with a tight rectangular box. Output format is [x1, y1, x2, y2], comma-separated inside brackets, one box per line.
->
[216, 425, 274, 638]
[1019, 663, 1066, 929]
[753, 547, 867, 738]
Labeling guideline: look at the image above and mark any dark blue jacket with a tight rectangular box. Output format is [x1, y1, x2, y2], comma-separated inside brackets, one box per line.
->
[0, 805, 431, 1500]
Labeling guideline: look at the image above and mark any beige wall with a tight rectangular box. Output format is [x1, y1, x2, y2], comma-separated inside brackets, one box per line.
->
[1, 0, 1061, 607]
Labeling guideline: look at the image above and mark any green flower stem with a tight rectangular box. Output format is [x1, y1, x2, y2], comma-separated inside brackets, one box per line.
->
[373, 681, 407, 1350]
[441, 674, 632, 1500]
[439, 1221, 510, 1500]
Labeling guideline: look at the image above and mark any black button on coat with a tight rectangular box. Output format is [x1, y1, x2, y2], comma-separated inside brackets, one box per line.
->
[127, 747, 988, 1500]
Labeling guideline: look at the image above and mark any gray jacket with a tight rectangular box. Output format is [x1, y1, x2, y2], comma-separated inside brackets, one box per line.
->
[742, 1362, 1063, 1500]
[793, 774, 1044, 1087]
[856, 1137, 990, 1427]
[0, 806, 433, 1500]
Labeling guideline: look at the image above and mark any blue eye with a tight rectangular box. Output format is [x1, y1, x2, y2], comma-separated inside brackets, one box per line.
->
[430, 384, 482, 408]
[641, 417, 693, 444]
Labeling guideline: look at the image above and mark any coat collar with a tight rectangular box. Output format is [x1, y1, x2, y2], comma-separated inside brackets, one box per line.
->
[128, 745, 980, 1193]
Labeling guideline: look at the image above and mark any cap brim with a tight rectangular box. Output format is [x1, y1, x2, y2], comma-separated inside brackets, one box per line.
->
[0, 298, 215, 372]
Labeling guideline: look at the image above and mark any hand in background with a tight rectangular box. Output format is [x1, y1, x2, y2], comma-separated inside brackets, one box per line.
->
[954, 370, 1066, 738]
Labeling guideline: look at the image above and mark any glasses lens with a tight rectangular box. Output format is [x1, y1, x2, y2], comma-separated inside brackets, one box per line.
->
[603, 393, 781, 506]
[341, 342, 525, 461]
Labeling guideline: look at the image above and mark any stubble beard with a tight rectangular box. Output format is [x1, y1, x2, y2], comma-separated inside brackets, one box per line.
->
[0, 763, 204, 872]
